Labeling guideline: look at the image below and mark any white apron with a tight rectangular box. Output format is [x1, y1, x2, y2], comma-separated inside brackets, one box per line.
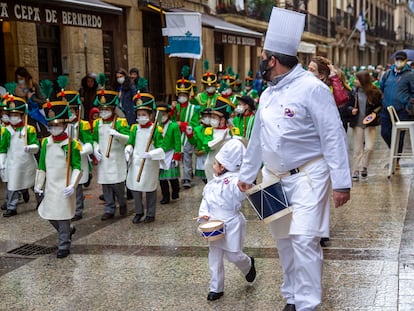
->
[196, 153, 207, 170]
[38, 139, 75, 220]
[6, 126, 37, 191]
[126, 125, 165, 192]
[264, 158, 331, 239]
[96, 121, 127, 184]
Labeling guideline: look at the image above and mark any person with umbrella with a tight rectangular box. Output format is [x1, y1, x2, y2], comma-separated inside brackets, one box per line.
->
[379, 50, 414, 169]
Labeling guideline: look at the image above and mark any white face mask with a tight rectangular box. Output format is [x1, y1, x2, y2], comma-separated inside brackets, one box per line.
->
[222, 88, 232, 96]
[210, 118, 220, 128]
[201, 116, 210, 125]
[117, 77, 125, 84]
[206, 87, 216, 94]
[9, 116, 22, 125]
[137, 116, 150, 125]
[235, 105, 245, 114]
[395, 60, 405, 69]
[100, 110, 112, 120]
[18, 79, 25, 85]
[161, 115, 168, 123]
[1, 115, 9, 123]
[178, 96, 188, 104]
[49, 125, 65, 136]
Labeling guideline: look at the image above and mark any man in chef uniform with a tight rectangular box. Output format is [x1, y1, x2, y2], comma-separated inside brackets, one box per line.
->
[237, 7, 352, 311]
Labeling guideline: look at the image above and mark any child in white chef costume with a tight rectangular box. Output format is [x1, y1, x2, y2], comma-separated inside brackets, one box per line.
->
[198, 138, 256, 301]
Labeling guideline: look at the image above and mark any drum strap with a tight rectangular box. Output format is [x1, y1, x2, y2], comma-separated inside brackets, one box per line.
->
[268, 156, 323, 179]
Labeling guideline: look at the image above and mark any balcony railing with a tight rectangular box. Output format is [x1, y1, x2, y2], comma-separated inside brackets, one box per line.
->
[366, 26, 396, 41]
[215, 0, 402, 43]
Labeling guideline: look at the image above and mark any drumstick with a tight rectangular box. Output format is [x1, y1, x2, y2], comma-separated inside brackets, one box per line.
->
[193, 215, 209, 221]
[105, 115, 117, 158]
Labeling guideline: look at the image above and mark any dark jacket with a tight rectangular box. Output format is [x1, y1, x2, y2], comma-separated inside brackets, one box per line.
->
[114, 82, 137, 126]
[79, 73, 98, 121]
[350, 87, 382, 128]
[380, 64, 414, 112]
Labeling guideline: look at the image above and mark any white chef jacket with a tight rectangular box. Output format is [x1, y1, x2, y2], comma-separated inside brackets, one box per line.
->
[239, 64, 352, 238]
[240, 64, 351, 190]
[199, 171, 246, 252]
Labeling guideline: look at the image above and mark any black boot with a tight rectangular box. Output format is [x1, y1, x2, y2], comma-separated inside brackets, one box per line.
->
[170, 179, 180, 200]
[160, 180, 170, 204]
[126, 188, 133, 200]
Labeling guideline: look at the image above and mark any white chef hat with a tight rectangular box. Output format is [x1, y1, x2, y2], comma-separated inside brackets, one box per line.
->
[215, 139, 246, 172]
[263, 7, 306, 56]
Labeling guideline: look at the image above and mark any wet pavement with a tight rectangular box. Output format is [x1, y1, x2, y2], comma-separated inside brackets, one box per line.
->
[0, 129, 413, 311]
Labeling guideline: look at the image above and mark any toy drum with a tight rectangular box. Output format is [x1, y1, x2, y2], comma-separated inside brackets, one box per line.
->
[246, 180, 292, 224]
[362, 112, 377, 125]
[199, 220, 225, 241]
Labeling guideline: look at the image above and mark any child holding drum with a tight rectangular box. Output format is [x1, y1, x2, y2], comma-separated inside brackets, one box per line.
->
[198, 138, 256, 301]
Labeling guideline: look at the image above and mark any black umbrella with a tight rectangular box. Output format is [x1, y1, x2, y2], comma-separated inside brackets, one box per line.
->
[391, 49, 414, 61]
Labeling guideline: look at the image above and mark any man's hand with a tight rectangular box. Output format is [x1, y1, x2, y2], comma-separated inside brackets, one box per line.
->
[237, 180, 253, 192]
[333, 190, 350, 208]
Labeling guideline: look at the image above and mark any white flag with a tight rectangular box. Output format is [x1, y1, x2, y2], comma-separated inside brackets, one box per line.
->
[162, 12, 202, 59]
[355, 12, 366, 46]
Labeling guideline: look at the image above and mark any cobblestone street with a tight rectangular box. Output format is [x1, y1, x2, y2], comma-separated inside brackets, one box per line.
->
[0, 129, 413, 311]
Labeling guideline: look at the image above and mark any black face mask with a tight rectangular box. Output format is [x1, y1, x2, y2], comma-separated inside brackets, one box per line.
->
[260, 58, 273, 81]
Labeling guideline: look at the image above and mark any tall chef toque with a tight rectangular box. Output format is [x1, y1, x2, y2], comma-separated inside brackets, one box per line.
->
[263, 7, 306, 56]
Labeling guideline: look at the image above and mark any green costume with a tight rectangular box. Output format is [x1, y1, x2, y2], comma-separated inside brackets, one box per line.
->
[159, 120, 181, 180]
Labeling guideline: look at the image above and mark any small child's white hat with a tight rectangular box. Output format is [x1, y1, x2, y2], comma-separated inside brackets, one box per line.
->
[215, 139, 246, 172]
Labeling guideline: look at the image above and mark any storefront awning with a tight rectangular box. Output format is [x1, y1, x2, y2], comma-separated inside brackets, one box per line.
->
[201, 13, 262, 39]
[50, 0, 122, 15]
[1, 0, 122, 28]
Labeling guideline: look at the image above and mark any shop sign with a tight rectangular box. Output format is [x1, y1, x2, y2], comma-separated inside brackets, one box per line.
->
[215, 32, 260, 47]
[0, 1, 104, 28]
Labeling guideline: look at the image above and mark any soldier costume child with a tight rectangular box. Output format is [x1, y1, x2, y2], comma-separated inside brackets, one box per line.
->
[34, 100, 81, 258]
[172, 68, 200, 189]
[157, 104, 181, 204]
[0, 95, 39, 217]
[125, 88, 165, 224]
[198, 139, 256, 301]
[232, 95, 256, 140]
[56, 76, 94, 221]
[202, 97, 233, 182]
[92, 75, 130, 220]
[195, 61, 218, 111]
[185, 108, 212, 184]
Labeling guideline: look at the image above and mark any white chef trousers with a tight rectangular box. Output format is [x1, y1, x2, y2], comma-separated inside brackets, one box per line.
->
[208, 245, 251, 292]
[276, 235, 323, 311]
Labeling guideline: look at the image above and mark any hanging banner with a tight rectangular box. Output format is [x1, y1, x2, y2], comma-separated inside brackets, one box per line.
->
[409, 0, 414, 14]
[162, 12, 202, 59]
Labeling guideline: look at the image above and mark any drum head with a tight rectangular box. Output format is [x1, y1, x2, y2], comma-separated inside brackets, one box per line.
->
[247, 181, 290, 222]
[362, 112, 376, 125]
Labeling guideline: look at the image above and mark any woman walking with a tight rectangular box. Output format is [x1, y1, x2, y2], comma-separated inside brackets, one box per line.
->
[350, 71, 383, 181]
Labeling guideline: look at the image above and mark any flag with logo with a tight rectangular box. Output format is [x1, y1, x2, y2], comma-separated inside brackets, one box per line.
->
[162, 12, 202, 59]
[355, 12, 366, 47]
